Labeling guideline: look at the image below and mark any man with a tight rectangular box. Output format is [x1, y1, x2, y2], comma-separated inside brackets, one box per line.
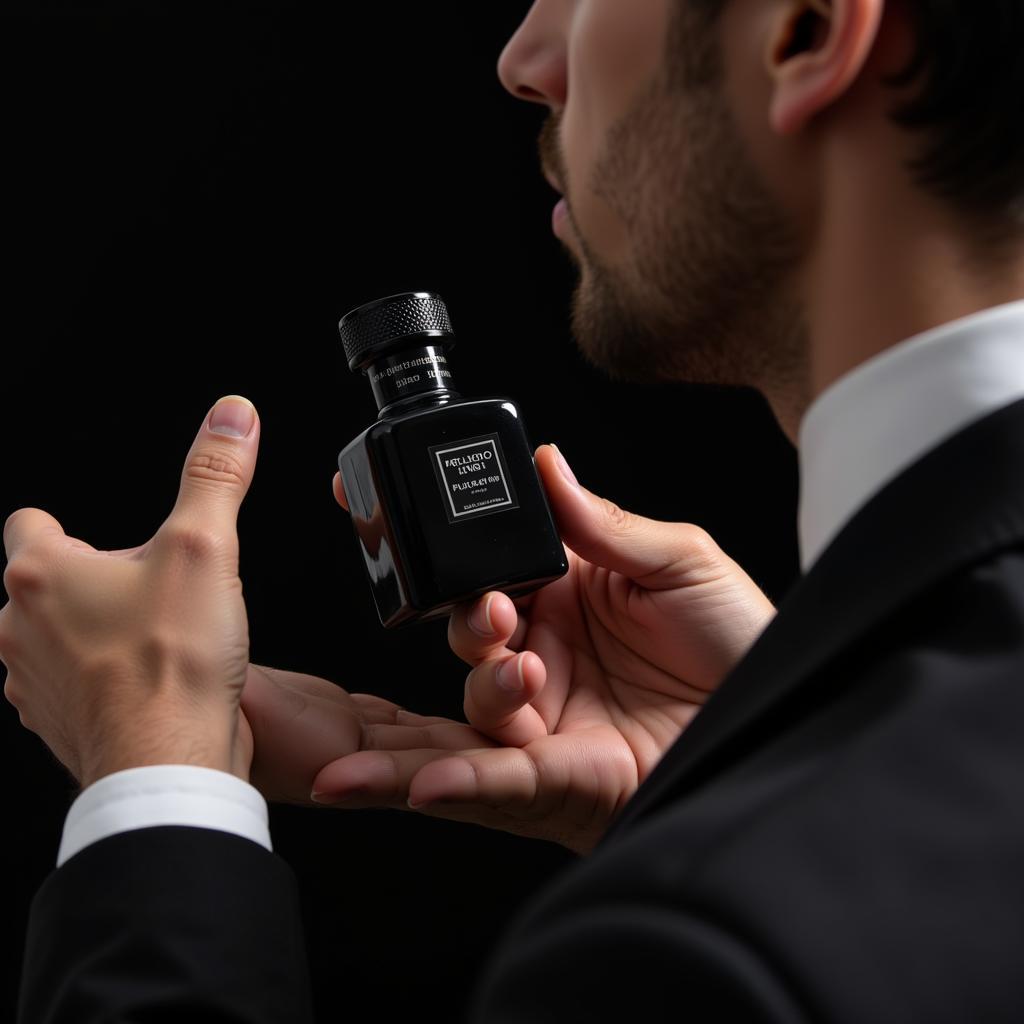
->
[6, 0, 1024, 1019]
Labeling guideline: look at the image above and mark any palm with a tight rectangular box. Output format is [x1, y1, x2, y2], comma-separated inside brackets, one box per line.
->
[240, 663, 365, 803]
[500, 551, 718, 776]
[423, 544, 763, 850]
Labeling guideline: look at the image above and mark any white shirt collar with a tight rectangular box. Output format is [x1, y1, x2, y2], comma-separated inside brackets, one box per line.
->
[797, 298, 1024, 573]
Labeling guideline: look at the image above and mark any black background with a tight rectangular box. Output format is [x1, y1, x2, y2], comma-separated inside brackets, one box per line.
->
[1, 5, 799, 1021]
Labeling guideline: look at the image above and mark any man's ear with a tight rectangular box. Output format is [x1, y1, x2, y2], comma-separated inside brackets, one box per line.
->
[766, 0, 885, 136]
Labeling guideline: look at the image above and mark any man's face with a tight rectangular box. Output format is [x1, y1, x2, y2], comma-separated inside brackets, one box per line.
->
[498, 0, 806, 391]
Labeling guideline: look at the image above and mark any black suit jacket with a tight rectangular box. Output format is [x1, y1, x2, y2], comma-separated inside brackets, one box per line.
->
[19, 396, 1024, 1023]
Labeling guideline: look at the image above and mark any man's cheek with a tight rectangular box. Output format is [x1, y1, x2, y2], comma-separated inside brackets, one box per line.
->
[569, 0, 667, 132]
[568, 141, 634, 266]
[559, 105, 613, 254]
[562, 62, 597, 197]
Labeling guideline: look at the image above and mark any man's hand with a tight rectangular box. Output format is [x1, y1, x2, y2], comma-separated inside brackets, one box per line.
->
[302, 444, 775, 854]
[0, 395, 260, 790]
[239, 662, 500, 804]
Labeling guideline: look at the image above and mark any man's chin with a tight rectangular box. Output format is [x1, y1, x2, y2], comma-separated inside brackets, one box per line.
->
[569, 283, 668, 384]
[568, 272, 757, 389]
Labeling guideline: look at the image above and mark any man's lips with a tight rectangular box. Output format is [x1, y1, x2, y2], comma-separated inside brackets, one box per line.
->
[542, 167, 571, 237]
[552, 197, 570, 236]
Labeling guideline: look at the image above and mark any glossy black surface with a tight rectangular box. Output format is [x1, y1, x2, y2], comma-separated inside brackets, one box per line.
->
[339, 395, 568, 628]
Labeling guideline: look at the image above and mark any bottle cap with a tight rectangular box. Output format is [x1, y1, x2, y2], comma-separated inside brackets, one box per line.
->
[338, 291, 456, 372]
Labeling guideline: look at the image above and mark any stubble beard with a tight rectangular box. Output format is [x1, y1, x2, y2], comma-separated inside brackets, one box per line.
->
[547, 7, 809, 399]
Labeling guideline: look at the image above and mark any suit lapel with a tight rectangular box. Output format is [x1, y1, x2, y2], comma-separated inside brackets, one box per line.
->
[601, 396, 1024, 844]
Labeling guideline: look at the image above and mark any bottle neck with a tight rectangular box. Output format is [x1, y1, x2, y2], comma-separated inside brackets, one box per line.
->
[366, 343, 459, 417]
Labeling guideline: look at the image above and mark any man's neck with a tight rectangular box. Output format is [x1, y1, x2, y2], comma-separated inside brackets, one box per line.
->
[763, 189, 1024, 447]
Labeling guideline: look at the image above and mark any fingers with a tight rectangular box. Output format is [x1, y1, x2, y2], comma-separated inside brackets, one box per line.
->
[240, 663, 363, 802]
[162, 395, 260, 543]
[332, 471, 349, 513]
[448, 591, 521, 665]
[406, 729, 636, 850]
[240, 663, 511, 807]
[408, 747, 542, 810]
[3, 508, 67, 565]
[463, 651, 548, 747]
[310, 747, 486, 808]
[0, 600, 19, 670]
[311, 728, 636, 853]
[310, 745, 540, 812]
[534, 443, 729, 589]
[447, 592, 548, 744]
[311, 731, 628, 839]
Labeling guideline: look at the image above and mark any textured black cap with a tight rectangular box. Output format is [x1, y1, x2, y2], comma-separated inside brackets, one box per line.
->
[338, 291, 455, 372]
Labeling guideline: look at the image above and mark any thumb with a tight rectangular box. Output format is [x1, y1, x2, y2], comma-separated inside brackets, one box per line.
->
[535, 443, 729, 590]
[163, 395, 260, 540]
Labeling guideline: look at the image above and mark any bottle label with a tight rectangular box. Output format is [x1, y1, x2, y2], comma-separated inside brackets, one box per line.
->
[429, 433, 519, 523]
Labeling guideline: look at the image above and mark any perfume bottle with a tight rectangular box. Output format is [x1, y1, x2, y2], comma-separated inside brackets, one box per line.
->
[336, 291, 569, 628]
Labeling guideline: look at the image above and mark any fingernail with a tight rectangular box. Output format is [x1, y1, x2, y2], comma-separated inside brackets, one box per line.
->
[468, 593, 495, 636]
[209, 395, 256, 438]
[310, 787, 362, 805]
[496, 654, 525, 693]
[550, 443, 578, 488]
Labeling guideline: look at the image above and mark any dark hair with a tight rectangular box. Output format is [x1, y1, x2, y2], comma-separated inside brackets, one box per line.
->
[687, 1, 1024, 225]
[887, 2, 1024, 223]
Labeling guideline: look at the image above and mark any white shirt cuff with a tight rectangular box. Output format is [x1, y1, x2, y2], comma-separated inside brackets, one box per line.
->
[57, 764, 272, 868]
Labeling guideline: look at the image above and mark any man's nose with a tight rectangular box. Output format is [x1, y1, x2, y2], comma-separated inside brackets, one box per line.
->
[496, 1, 568, 109]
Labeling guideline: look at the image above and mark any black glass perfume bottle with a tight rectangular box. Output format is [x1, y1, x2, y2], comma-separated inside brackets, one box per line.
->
[336, 291, 569, 628]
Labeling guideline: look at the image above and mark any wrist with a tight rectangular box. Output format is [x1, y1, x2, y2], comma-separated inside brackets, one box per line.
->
[77, 722, 242, 790]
